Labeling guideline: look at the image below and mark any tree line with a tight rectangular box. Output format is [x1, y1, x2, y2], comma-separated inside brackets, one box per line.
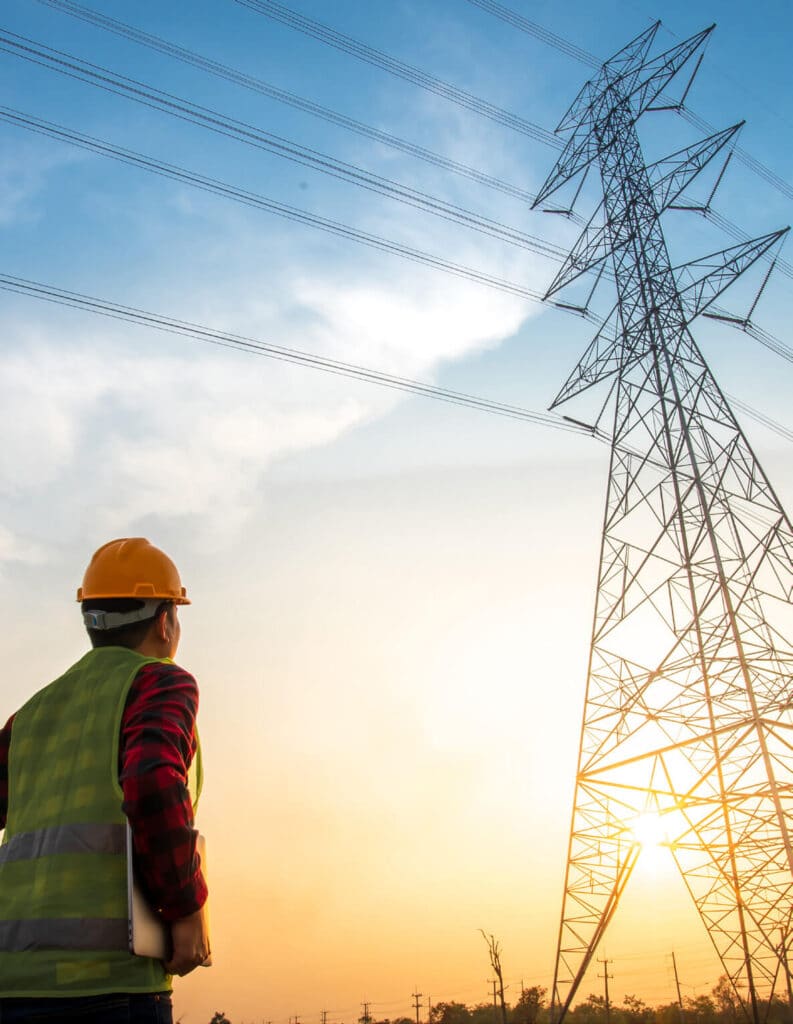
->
[208, 977, 793, 1024]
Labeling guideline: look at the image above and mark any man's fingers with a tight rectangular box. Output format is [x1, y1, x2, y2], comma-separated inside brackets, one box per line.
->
[165, 955, 202, 977]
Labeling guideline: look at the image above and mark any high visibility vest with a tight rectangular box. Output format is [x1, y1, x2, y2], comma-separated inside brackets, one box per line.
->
[0, 646, 202, 996]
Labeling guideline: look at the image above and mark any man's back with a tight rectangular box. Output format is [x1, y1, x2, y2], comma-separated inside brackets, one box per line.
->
[0, 538, 209, 1023]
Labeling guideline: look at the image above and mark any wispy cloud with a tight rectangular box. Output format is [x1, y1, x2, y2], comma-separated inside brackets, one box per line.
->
[0, 238, 536, 555]
[0, 137, 85, 225]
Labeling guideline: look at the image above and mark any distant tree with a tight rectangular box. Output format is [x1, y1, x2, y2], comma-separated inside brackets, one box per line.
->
[392, 1016, 414, 1024]
[683, 995, 717, 1024]
[622, 995, 652, 1024]
[654, 1001, 684, 1024]
[570, 993, 609, 1024]
[209, 1013, 232, 1024]
[480, 931, 509, 1024]
[470, 1000, 499, 1024]
[431, 1002, 472, 1024]
[513, 986, 548, 1024]
[711, 977, 740, 1024]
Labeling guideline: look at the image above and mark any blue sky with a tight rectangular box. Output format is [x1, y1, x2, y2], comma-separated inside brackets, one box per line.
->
[1, 0, 793, 1020]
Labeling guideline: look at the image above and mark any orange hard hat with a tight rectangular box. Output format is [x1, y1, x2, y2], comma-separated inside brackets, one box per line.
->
[77, 538, 190, 604]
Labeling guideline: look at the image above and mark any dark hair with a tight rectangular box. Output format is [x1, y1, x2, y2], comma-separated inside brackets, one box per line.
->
[82, 598, 171, 650]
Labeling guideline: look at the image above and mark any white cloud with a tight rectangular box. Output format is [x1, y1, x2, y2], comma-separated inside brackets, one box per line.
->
[0, 59, 558, 561]
[0, 524, 47, 567]
[0, 251, 538, 557]
[0, 138, 85, 225]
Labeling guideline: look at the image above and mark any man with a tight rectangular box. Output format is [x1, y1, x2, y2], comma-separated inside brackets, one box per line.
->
[0, 538, 209, 1023]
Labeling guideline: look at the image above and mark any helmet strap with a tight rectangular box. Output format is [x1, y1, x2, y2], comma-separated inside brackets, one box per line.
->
[82, 599, 164, 631]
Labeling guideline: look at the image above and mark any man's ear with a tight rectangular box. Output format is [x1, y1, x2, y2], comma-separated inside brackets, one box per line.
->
[153, 605, 171, 643]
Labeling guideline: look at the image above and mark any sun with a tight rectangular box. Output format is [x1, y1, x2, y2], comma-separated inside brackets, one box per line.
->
[631, 811, 668, 850]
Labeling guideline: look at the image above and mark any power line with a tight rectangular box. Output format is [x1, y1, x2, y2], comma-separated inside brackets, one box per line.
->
[3, 273, 791, 448]
[46, 0, 792, 260]
[0, 273, 589, 433]
[461, 0, 599, 68]
[6, 25, 789, 293]
[0, 105, 564, 307]
[37, 0, 544, 210]
[0, 31, 570, 263]
[4, 101, 791, 396]
[15, 96, 791, 392]
[37, 1, 793, 226]
[462, 0, 793, 203]
[5, 23, 792, 411]
[7, 96, 789, 362]
[230, 0, 562, 149]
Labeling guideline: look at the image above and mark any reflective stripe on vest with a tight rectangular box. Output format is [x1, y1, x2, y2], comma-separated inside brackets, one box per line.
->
[0, 823, 126, 867]
[0, 918, 128, 953]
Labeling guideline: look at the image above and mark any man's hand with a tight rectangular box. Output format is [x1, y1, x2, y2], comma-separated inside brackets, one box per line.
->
[165, 904, 210, 976]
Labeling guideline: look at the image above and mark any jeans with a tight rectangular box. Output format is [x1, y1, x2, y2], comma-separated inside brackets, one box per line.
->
[0, 992, 172, 1023]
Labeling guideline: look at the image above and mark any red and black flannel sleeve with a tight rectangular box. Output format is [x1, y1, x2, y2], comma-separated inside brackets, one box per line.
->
[0, 714, 13, 831]
[120, 661, 208, 923]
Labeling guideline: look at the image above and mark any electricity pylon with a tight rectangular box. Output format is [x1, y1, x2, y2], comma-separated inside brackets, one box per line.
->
[533, 23, 792, 1024]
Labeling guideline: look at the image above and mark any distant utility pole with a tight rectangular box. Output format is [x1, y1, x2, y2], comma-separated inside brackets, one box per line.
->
[322, 1011, 329, 1024]
[413, 990, 423, 1024]
[491, 980, 499, 1024]
[427, 995, 432, 1023]
[597, 959, 613, 1024]
[361, 1002, 372, 1024]
[672, 952, 685, 1024]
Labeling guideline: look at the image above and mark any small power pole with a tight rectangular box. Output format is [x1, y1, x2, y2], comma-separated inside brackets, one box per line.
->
[322, 1012, 329, 1024]
[491, 980, 499, 1024]
[413, 990, 423, 1024]
[597, 958, 613, 1024]
[361, 1003, 372, 1024]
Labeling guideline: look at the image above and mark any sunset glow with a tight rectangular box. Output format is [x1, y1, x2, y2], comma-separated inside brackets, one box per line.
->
[1, 0, 791, 1021]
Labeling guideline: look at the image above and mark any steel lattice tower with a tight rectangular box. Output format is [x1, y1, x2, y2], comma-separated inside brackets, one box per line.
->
[533, 23, 792, 1024]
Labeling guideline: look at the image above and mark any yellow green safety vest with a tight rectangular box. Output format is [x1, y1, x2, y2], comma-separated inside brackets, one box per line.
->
[0, 646, 202, 997]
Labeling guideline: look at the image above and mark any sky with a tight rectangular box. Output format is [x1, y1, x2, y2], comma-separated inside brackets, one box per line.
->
[1, 0, 793, 1021]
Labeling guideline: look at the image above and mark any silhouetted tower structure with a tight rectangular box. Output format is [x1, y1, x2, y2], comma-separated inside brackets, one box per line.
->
[533, 23, 791, 1024]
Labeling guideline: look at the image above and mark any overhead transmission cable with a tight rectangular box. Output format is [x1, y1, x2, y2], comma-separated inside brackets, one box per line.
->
[9, 97, 789, 370]
[3, 273, 791, 446]
[0, 105, 566, 309]
[4, 27, 786, 296]
[461, 0, 599, 68]
[15, 12, 791, 283]
[229, 0, 562, 149]
[0, 31, 570, 264]
[461, 0, 793, 203]
[41, 0, 793, 275]
[36, 0, 544, 211]
[0, 273, 586, 433]
[4, 104, 791, 371]
[4, 26, 789, 365]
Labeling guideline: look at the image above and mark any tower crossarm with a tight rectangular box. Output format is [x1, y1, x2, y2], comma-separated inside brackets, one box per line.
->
[647, 123, 743, 210]
[675, 230, 789, 322]
[545, 125, 747, 302]
[534, 25, 713, 209]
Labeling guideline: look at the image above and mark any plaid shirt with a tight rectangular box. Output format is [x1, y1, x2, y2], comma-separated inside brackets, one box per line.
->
[0, 658, 207, 923]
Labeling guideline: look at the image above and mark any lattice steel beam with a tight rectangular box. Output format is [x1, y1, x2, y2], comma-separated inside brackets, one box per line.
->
[534, 24, 792, 1024]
